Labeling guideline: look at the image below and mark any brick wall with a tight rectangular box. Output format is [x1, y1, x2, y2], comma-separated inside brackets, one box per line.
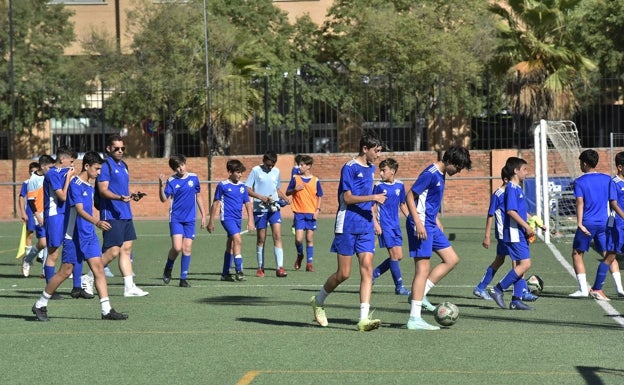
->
[2, 148, 618, 220]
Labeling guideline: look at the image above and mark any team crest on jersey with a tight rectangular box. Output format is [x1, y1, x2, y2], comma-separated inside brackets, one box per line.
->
[394, 188, 400, 196]
[188, 180, 194, 187]
[239, 186, 246, 194]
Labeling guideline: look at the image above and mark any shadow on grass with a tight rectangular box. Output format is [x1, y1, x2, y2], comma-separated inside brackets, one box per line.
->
[237, 316, 359, 330]
[577, 366, 624, 385]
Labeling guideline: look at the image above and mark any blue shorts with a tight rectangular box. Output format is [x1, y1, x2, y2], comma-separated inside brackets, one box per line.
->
[572, 223, 606, 253]
[378, 227, 402, 249]
[35, 223, 45, 239]
[407, 225, 451, 258]
[169, 221, 196, 239]
[330, 232, 375, 255]
[62, 237, 101, 264]
[293, 213, 317, 231]
[45, 215, 65, 248]
[221, 219, 242, 237]
[254, 211, 282, 230]
[495, 239, 509, 256]
[605, 225, 620, 253]
[506, 240, 530, 261]
[102, 219, 137, 250]
[26, 212, 35, 232]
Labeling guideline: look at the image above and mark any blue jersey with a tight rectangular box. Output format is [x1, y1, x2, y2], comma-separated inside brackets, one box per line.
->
[407, 163, 445, 228]
[374, 180, 406, 229]
[20, 180, 33, 217]
[503, 182, 528, 243]
[245, 164, 281, 212]
[612, 176, 624, 227]
[98, 157, 132, 220]
[64, 176, 97, 242]
[291, 165, 301, 178]
[334, 158, 376, 234]
[574, 172, 615, 226]
[214, 179, 250, 222]
[43, 166, 70, 218]
[488, 186, 506, 241]
[163, 172, 201, 223]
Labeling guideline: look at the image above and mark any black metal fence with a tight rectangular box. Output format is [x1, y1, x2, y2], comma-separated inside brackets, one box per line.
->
[2, 74, 623, 158]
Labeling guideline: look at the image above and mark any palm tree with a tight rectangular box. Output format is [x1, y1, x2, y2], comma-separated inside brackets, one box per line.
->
[489, 0, 596, 121]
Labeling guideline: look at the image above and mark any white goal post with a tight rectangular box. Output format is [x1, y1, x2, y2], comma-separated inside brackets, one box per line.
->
[533, 119, 582, 244]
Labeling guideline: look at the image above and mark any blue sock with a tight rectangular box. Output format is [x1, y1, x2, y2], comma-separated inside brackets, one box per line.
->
[222, 252, 232, 276]
[375, 258, 391, 278]
[180, 255, 190, 280]
[512, 277, 528, 298]
[477, 266, 497, 290]
[389, 260, 403, 289]
[165, 258, 175, 271]
[72, 262, 82, 288]
[234, 255, 243, 272]
[592, 262, 610, 290]
[498, 269, 520, 292]
[44, 265, 55, 283]
[306, 245, 314, 263]
[296, 243, 304, 256]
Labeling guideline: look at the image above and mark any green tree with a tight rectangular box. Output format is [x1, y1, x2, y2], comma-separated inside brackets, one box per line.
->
[0, 0, 84, 155]
[489, 0, 596, 121]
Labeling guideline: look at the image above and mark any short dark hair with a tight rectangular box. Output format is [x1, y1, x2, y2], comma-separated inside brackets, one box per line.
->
[359, 134, 382, 155]
[169, 154, 186, 170]
[55, 145, 77, 161]
[38, 155, 55, 166]
[28, 162, 40, 171]
[615, 151, 624, 168]
[106, 134, 124, 147]
[299, 155, 313, 166]
[294, 154, 303, 164]
[442, 146, 472, 171]
[262, 150, 278, 164]
[503, 156, 527, 177]
[379, 158, 399, 172]
[81, 151, 104, 171]
[227, 159, 246, 173]
[500, 165, 513, 181]
[579, 149, 599, 168]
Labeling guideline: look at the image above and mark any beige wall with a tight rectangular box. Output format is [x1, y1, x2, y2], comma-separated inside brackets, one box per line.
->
[64, 0, 332, 55]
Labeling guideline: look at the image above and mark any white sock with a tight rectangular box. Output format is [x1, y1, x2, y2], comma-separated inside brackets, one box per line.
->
[316, 287, 328, 305]
[256, 246, 264, 268]
[577, 274, 588, 293]
[100, 297, 112, 315]
[424, 279, 435, 296]
[123, 275, 134, 290]
[35, 291, 52, 309]
[359, 303, 370, 320]
[275, 247, 284, 268]
[410, 300, 423, 318]
[613, 272, 624, 293]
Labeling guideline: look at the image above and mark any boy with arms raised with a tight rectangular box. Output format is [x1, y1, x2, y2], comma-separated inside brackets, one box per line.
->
[208, 159, 255, 281]
[405, 146, 472, 330]
[310, 134, 387, 331]
[159, 154, 207, 287]
[32, 152, 127, 321]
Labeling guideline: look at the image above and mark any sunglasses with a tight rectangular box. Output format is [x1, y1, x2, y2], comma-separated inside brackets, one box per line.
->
[112, 146, 126, 152]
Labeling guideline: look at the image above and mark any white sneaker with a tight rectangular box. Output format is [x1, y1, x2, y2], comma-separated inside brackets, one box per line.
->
[22, 261, 31, 277]
[568, 290, 589, 298]
[81, 274, 94, 296]
[103, 266, 114, 278]
[124, 284, 149, 297]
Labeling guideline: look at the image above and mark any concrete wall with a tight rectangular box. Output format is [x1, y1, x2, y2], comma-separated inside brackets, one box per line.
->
[4, 148, 619, 221]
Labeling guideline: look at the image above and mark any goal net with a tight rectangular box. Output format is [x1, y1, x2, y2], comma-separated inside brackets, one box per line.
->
[533, 120, 581, 244]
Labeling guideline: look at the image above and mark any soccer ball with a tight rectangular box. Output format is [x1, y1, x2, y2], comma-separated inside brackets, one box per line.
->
[434, 302, 459, 327]
[526, 275, 544, 294]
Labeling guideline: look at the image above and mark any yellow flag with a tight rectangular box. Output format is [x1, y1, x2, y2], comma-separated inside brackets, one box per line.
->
[15, 223, 26, 259]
